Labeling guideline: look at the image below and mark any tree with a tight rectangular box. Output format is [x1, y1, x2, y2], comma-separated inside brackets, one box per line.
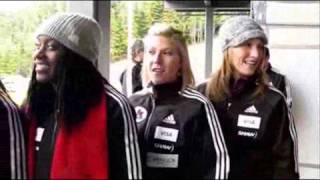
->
[0, 1, 66, 77]
[110, 1, 128, 61]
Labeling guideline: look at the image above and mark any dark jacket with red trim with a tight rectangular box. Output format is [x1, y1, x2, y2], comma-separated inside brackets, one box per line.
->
[129, 81, 229, 180]
[197, 78, 299, 179]
[25, 81, 142, 179]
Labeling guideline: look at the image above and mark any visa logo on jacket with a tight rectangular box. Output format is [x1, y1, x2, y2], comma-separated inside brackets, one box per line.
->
[154, 126, 179, 142]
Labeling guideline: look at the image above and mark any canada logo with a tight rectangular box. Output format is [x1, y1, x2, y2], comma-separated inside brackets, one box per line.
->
[135, 106, 148, 123]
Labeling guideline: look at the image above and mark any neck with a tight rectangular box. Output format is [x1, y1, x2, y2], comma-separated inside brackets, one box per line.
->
[151, 78, 182, 99]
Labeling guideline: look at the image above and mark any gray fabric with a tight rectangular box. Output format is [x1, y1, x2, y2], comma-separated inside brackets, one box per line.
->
[35, 13, 102, 65]
[218, 16, 268, 51]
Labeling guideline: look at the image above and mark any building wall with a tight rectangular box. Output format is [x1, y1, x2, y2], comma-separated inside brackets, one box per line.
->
[253, 1, 320, 178]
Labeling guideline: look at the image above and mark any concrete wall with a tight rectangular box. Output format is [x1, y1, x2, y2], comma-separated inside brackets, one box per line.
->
[253, 1, 320, 178]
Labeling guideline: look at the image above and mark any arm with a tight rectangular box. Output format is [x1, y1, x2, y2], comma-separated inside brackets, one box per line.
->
[105, 85, 142, 179]
[284, 76, 293, 109]
[0, 91, 27, 179]
[193, 103, 229, 179]
[271, 97, 299, 179]
[182, 89, 229, 179]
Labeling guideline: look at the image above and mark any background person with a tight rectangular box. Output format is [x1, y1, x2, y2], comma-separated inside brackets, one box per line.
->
[263, 47, 293, 108]
[120, 39, 144, 96]
[23, 13, 142, 179]
[197, 16, 299, 179]
[129, 23, 229, 180]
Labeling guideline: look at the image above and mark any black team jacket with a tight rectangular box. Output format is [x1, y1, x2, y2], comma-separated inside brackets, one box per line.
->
[129, 80, 229, 180]
[197, 78, 299, 179]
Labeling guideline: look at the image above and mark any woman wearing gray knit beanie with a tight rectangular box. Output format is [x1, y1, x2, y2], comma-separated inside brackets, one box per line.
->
[197, 16, 299, 179]
[21, 13, 142, 179]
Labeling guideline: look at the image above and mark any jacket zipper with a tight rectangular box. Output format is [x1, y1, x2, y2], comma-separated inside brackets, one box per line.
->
[144, 96, 155, 140]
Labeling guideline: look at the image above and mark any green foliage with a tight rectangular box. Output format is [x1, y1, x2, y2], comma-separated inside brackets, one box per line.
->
[0, 1, 227, 71]
[0, 1, 66, 77]
[111, 2, 128, 61]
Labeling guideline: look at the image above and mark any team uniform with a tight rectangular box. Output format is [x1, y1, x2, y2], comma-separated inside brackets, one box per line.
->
[129, 81, 229, 179]
[197, 79, 299, 179]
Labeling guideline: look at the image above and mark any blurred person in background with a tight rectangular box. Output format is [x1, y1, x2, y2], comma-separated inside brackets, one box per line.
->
[120, 39, 144, 97]
[263, 47, 293, 108]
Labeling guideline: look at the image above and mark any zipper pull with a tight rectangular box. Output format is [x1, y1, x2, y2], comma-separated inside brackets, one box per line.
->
[227, 102, 232, 110]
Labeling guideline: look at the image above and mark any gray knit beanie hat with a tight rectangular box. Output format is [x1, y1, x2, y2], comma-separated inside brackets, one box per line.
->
[218, 16, 267, 51]
[35, 13, 102, 65]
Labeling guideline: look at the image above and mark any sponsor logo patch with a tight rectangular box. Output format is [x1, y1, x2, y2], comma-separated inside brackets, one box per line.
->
[238, 130, 258, 138]
[154, 126, 179, 142]
[237, 114, 261, 129]
[162, 114, 176, 125]
[244, 105, 259, 114]
[154, 143, 175, 152]
[146, 152, 179, 168]
[135, 106, 147, 123]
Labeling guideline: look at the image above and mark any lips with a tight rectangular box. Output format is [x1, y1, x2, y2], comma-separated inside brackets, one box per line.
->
[151, 66, 164, 74]
[244, 59, 258, 66]
[35, 63, 49, 73]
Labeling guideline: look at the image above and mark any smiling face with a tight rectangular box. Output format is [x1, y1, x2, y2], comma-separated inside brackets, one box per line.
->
[144, 35, 182, 85]
[32, 35, 65, 83]
[228, 38, 265, 79]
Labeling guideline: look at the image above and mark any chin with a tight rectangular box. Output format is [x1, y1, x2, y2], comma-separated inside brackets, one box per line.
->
[36, 76, 49, 83]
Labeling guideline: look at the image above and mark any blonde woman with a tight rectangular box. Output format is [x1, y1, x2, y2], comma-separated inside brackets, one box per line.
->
[129, 23, 229, 179]
[197, 16, 299, 179]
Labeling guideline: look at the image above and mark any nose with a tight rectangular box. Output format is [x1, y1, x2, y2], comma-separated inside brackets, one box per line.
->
[249, 45, 261, 58]
[152, 52, 162, 64]
[32, 46, 45, 61]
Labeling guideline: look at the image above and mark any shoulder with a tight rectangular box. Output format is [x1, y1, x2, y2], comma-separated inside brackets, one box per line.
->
[103, 80, 133, 110]
[267, 68, 286, 82]
[195, 81, 208, 95]
[129, 88, 152, 105]
[180, 87, 213, 108]
[264, 85, 287, 107]
[0, 90, 17, 110]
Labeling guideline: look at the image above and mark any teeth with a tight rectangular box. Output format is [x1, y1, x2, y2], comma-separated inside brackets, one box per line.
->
[245, 60, 257, 65]
[35, 64, 49, 71]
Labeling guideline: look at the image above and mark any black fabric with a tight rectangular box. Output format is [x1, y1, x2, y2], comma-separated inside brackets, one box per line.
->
[0, 90, 26, 179]
[266, 63, 287, 97]
[197, 81, 299, 179]
[107, 93, 131, 180]
[0, 101, 11, 178]
[35, 113, 58, 179]
[129, 81, 227, 179]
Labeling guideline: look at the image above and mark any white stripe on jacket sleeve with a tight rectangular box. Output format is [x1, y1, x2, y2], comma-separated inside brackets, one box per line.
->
[0, 90, 27, 179]
[104, 82, 142, 179]
[181, 88, 230, 179]
[269, 86, 299, 174]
